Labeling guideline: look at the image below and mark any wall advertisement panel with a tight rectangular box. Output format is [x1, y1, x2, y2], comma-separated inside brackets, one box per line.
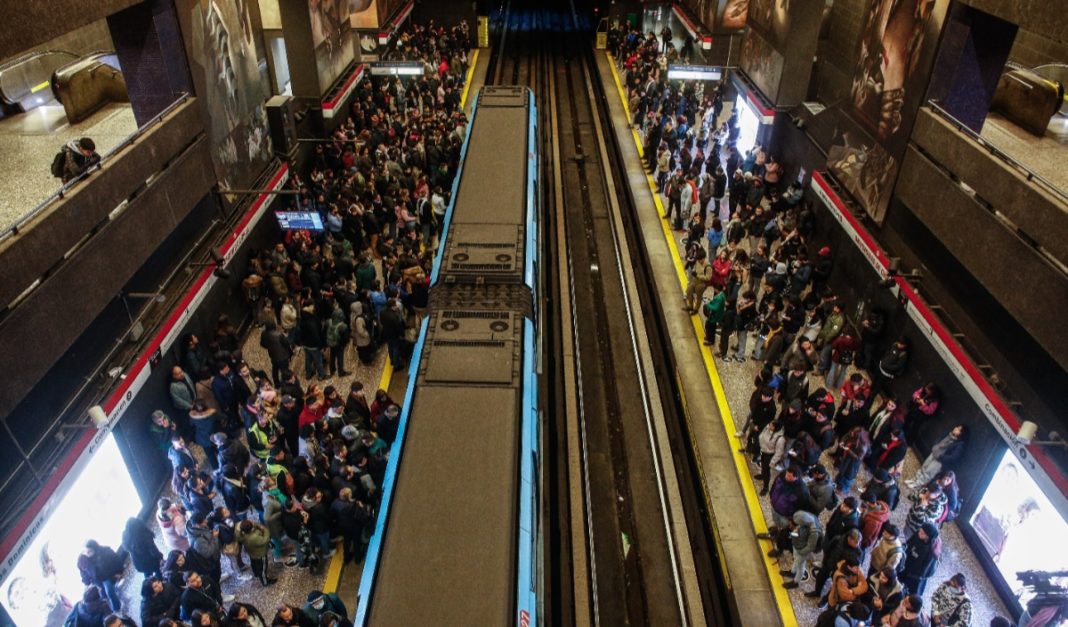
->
[828, 0, 950, 223]
[178, 0, 273, 206]
[311, 0, 355, 92]
[739, 29, 783, 102]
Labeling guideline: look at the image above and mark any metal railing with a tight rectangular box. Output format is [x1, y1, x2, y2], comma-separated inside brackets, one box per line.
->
[0, 92, 191, 242]
[926, 100, 1068, 206]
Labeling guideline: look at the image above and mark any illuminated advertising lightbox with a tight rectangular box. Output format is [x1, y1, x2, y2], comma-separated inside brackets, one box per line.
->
[734, 94, 760, 154]
[275, 211, 325, 231]
[0, 435, 141, 627]
[969, 449, 1068, 601]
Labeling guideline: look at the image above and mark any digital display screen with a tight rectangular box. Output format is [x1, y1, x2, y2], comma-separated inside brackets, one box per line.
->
[0, 435, 141, 627]
[275, 211, 325, 231]
[969, 449, 1068, 598]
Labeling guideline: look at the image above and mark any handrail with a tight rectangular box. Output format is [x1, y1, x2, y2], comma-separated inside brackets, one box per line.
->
[925, 100, 1068, 206]
[0, 49, 76, 74]
[0, 92, 190, 241]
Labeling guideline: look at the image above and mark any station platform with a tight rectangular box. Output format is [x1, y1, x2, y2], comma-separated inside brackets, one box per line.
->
[593, 51, 1012, 626]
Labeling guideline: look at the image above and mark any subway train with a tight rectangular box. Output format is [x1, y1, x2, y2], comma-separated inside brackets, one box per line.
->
[355, 86, 541, 626]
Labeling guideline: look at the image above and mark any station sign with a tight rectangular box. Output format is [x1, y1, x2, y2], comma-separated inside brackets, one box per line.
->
[667, 64, 723, 81]
[368, 61, 424, 77]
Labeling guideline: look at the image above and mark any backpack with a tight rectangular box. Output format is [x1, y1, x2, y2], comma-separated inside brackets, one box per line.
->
[889, 544, 907, 574]
[815, 603, 849, 627]
[51, 150, 66, 178]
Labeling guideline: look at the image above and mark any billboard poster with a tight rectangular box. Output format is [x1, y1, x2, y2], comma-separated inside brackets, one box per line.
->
[310, 0, 355, 93]
[826, 115, 899, 223]
[969, 449, 1068, 602]
[178, 0, 273, 205]
[740, 29, 784, 102]
[718, 0, 749, 31]
[350, 0, 380, 29]
[831, 0, 950, 222]
[746, 0, 790, 51]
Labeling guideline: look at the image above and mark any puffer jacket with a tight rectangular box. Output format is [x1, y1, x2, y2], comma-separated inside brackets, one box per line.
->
[187, 524, 220, 562]
[157, 506, 190, 552]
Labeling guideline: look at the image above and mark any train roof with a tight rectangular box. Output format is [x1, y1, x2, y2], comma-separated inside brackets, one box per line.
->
[366, 309, 525, 625]
[439, 86, 532, 284]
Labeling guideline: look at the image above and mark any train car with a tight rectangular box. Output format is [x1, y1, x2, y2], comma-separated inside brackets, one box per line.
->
[355, 86, 540, 627]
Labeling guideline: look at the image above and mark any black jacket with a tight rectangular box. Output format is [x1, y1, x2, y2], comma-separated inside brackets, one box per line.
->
[141, 581, 181, 626]
[261, 327, 294, 364]
[180, 578, 223, 620]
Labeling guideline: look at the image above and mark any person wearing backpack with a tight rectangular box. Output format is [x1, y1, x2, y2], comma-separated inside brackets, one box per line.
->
[324, 306, 350, 377]
[52, 137, 100, 182]
[930, 573, 971, 627]
[780, 509, 823, 588]
[827, 555, 869, 608]
[867, 567, 905, 623]
[885, 593, 931, 626]
[868, 523, 906, 578]
[702, 284, 726, 345]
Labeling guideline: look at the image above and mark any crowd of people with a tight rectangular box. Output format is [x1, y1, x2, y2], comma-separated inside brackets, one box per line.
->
[608, 20, 1013, 627]
[65, 19, 472, 627]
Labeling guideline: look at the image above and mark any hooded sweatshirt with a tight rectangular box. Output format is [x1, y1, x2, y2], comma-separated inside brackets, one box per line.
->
[930, 581, 972, 627]
[859, 501, 892, 549]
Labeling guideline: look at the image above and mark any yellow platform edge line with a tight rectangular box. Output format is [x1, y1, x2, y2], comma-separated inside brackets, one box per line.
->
[460, 49, 480, 109]
[605, 53, 798, 627]
[324, 359, 396, 593]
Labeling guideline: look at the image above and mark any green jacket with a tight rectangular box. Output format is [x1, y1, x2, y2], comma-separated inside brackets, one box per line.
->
[355, 263, 376, 291]
[236, 522, 271, 559]
[703, 292, 727, 324]
[817, 312, 844, 345]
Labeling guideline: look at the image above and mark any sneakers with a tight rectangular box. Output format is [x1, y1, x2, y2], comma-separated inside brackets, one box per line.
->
[219, 573, 231, 583]
[767, 548, 782, 558]
[223, 593, 236, 603]
[804, 590, 822, 599]
[283, 557, 298, 567]
[756, 532, 774, 541]
[782, 581, 799, 589]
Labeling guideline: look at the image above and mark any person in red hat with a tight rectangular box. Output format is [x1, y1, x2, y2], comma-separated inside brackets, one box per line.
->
[812, 246, 834, 297]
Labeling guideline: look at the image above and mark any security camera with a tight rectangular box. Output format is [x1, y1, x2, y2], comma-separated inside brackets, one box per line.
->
[88, 405, 109, 429]
[1017, 420, 1038, 445]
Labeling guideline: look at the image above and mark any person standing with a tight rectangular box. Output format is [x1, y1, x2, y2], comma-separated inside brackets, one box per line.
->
[122, 517, 163, 580]
[871, 337, 909, 399]
[899, 523, 941, 597]
[905, 425, 968, 489]
[260, 321, 294, 386]
[780, 509, 822, 589]
[685, 249, 713, 313]
[53, 136, 100, 182]
[930, 573, 971, 627]
[77, 540, 127, 611]
[236, 519, 277, 587]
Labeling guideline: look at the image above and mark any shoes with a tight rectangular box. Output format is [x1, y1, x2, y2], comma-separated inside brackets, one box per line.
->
[338, 371, 351, 377]
[283, 557, 298, 567]
[782, 581, 799, 589]
[223, 593, 236, 603]
[804, 591, 821, 599]
[767, 548, 782, 558]
[800, 570, 811, 583]
[220, 573, 231, 582]
[759, 488, 768, 496]
[734, 431, 743, 437]
[264, 578, 278, 586]
[237, 572, 253, 581]
[779, 569, 793, 576]
[702, 340, 714, 346]
[756, 532, 774, 540]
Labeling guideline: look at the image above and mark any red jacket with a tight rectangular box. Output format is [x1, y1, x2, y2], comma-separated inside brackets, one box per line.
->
[859, 500, 891, 549]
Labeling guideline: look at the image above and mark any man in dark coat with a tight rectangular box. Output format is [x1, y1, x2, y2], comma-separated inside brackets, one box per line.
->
[260, 321, 294, 385]
[77, 540, 126, 611]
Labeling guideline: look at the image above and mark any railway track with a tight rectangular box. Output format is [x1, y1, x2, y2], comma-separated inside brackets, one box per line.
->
[487, 2, 733, 626]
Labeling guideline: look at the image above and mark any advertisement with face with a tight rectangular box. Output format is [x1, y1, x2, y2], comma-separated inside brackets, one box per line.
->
[740, 29, 784, 103]
[0, 436, 140, 627]
[718, 0, 750, 31]
[850, 0, 950, 155]
[830, 0, 948, 223]
[970, 450, 1068, 593]
[178, 0, 273, 204]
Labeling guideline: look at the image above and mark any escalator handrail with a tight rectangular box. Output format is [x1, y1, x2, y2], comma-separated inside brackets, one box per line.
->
[1, 92, 191, 242]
